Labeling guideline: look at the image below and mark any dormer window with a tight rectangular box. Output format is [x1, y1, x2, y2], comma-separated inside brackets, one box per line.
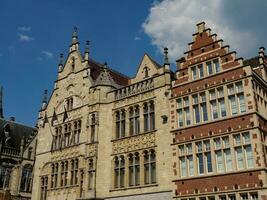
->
[66, 97, 73, 111]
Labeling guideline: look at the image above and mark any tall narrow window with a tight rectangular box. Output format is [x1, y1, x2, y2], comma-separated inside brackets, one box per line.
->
[129, 108, 134, 136]
[198, 64, 204, 78]
[115, 110, 126, 138]
[40, 176, 48, 200]
[180, 157, 186, 177]
[114, 156, 125, 188]
[192, 66, 197, 80]
[88, 159, 94, 190]
[0, 166, 11, 189]
[129, 153, 140, 186]
[129, 106, 140, 135]
[149, 102, 155, 130]
[91, 114, 96, 142]
[207, 61, 213, 75]
[144, 150, 156, 184]
[20, 165, 33, 192]
[214, 59, 220, 73]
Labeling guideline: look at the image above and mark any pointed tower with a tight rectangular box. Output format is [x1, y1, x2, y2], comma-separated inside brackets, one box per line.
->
[0, 86, 3, 118]
[69, 26, 80, 52]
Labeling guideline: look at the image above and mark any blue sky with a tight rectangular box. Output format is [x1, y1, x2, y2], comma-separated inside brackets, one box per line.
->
[0, 0, 267, 126]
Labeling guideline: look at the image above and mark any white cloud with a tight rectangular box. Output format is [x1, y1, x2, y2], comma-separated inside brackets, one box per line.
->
[134, 36, 141, 41]
[18, 33, 34, 42]
[18, 26, 31, 32]
[142, 0, 256, 62]
[42, 51, 53, 59]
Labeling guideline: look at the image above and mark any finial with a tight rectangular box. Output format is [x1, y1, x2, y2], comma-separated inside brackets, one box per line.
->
[41, 89, 48, 110]
[0, 86, 3, 118]
[70, 26, 79, 52]
[85, 40, 90, 53]
[259, 47, 265, 57]
[58, 53, 63, 72]
[164, 47, 170, 66]
[84, 40, 90, 62]
[103, 62, 108, 69]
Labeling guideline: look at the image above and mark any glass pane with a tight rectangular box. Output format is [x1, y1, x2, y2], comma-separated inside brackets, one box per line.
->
[216, 150, 224, 172]
[224, 149, 232, 171]
[214, 59, 220, 73]
[206, 152, 213, 173]
[201, 103, 208, 121]
[199, 64, 204, 78]
[207, 62, 213, 75]
[197, 154, 204, 174]
[245, 145, 253, 168]
[236, 147, 244, 169]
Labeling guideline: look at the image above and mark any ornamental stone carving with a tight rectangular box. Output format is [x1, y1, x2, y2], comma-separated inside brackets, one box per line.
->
[112, 132, 156, 155]
[87, 143, 97, 157]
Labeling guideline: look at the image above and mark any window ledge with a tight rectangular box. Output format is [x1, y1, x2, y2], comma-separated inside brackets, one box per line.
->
[109, 183, 158, 192]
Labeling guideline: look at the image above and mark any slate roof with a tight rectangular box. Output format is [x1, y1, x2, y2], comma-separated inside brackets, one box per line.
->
[243, 55, 267, 68]
[0, 118, 37, 149]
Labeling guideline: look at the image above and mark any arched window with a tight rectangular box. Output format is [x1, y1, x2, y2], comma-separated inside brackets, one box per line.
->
[129, 153, 140, 186]
[149, 102, 155, 130]
[73, 120, 81, 145]
[144, 103, 149, 132]
[143, 66, 149, 78]
[115, 110, 126, 138]
[60, 161, 68, 186]
[50, 163, 58, 189]
[40, 176, 48, 200]
[114, 156, 125, 188]
[64, 123, 71, 147]
[20, 164, 33, 192]
[88, 159, 94, 190]
[66, 97, 74, 111]
[144, 150, 156, 184]
[0, 165, 11, 189]
[129, 106, 140, 136]
[71, 159, 79, 185]
[143, 101, 155, 132]
[91, 114, 96, 143]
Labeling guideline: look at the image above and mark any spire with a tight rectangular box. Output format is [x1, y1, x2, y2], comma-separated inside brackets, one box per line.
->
[58, 53, 64, 72]
[69, 26, 79, 52]
[41, 90, 48, 110]
[163, 47, 170, 66]
[0, 86, 3, 118]
[84, 40, 90, 62]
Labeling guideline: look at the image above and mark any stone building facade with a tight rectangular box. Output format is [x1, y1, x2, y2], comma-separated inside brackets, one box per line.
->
[0, 88, 37, 200]
[32, 22, 267, 200]
[170, 22, 267, 200]
[32, 29, 173, 200]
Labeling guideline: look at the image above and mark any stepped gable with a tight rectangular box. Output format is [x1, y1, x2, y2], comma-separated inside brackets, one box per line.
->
[0, 118, 37, 149]
[175, 21, 243, 85]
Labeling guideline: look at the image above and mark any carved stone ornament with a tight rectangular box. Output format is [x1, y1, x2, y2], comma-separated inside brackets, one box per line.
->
[112, 132, 156, 154]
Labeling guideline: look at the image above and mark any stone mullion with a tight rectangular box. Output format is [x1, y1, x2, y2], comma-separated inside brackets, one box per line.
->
[148, 151, 152, 184]
[140, 104, 144, 134]
[140, 151, 145, 185]
[224, 85, 231, 117]
[125, 155, 129, 188]
[206, 90, 212, 122]
[125, 110, 129, 137]
[111, 158, 115, 189]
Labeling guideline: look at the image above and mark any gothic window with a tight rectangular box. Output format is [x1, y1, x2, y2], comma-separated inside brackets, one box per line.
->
[91, 114, 96, 143]
[71, 159, 79, 185]
[73, 120, 81, 144]
[0, 165, 11, 189]
[115, 110, 126, 139]
[40, 176, 48, 200]
[60, 161, 68, 187]
[143, 66, 149, 78]
[129, 106, 140, 136]
[114, 156, 125, 188]
[129, 153, 140, 186]
[50, 163, 58, 189]
[88, 159, 94, 190]
[64, 123, 71, 147]
[144, 150, 156, 184]
[144, 101, 155, 132]
[66, 97, 74, 111]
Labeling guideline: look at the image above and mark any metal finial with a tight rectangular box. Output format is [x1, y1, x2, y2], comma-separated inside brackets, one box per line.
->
[59, 53, 63, 64]
[43, 90, 48, 103]
[85, 40, 90, 53]
[164, 47, 169, 65]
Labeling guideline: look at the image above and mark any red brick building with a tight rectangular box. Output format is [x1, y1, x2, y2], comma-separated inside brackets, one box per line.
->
[170, 22, 267, 200]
